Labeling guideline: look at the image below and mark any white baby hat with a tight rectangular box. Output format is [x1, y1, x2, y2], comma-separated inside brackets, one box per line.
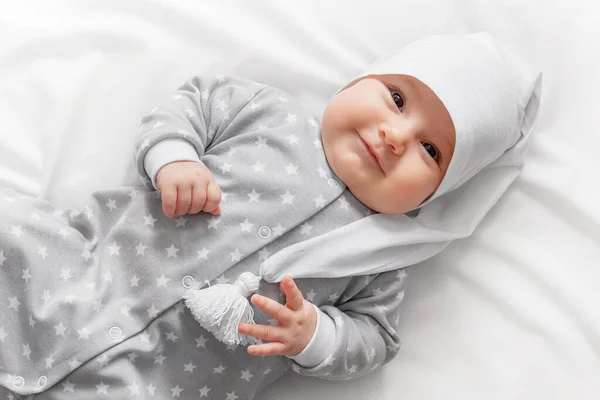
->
[184, 32, 543, 346]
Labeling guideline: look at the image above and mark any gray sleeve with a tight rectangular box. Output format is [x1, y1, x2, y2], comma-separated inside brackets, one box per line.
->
[287, 269, 408, 380]
[133, 75, 266, 189]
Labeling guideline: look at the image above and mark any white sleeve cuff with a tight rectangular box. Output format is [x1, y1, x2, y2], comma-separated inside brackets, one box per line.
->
[143, 138, 201, 189]
[288, 304, 336, 368]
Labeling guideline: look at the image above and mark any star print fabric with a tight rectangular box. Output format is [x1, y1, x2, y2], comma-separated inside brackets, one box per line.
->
[0, 75, 405, 399]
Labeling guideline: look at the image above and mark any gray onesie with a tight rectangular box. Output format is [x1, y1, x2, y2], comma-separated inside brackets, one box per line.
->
[0, 75, 406, 399]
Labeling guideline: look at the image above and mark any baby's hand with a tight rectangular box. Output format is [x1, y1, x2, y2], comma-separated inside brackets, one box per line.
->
[156, 161, 222, 218]
[238, 276, 317, 357]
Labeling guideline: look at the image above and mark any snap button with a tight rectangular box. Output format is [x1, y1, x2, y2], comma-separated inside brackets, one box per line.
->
[181, 275, 195, 289]
[258, 226, 271, 239]
[37, 375, 47, 388]
[13, 376, 24, 388]
[108, 326, 122, 340]
[328, 178, 339, 188]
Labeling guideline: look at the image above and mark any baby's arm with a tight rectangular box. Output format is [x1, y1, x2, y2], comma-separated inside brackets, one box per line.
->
[133, 75, 266, 213]
[288, 269, 408, 379]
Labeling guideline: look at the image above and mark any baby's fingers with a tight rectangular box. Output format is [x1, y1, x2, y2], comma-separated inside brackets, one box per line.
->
[281, 276, 304, 311]
[188, 182, 207, 215]
[160, 184, 177, 218]
[203, 180, 222, 215]
[174, 185, 192, 217]
[247, 342, 287, 357]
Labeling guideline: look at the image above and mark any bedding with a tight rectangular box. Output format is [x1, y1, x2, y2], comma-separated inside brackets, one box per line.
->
[1, 0, 599, 399]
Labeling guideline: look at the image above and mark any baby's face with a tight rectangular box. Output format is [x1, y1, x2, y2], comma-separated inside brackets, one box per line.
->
[321, 74, 456, 214]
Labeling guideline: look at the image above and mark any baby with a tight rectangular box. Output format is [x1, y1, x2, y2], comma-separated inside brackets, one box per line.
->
[0, 33, 541, 399]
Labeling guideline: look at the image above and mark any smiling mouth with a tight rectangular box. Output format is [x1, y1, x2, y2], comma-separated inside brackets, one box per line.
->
[360, 138, 382, 169]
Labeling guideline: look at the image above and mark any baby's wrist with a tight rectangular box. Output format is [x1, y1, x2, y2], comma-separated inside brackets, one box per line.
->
[288, 304, 336, 368]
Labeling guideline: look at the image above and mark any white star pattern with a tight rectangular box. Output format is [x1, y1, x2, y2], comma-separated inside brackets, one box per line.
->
[230, 249, 242, 262]
[272, 224, 285, 236]
[317, 166, 328, 178]
[287, 134, 299, 145]
[68, 358, 79, 371]
[96, 381, 109, 395]
[21, 268, 32, 282]
[38, 245, 48, 259]
[128, 352, 139, 363]
[308, 118, 318, 127]
[166, 244, 179, 258]
[199, 385, 211, 397]
[258, 247, 270, 261]
[120, 304, 131, 316]
[97, 353, 109, 368]
[127, 381, 140, 396]
[208, 217, 221, 229]
[252, 161, 265, 172]
[58, 228, 70, 238]
[102, 269, 113, 283]
[143, 214, 157, 226]
[147, 304, 159, 318]
[139, 332, 151, 344]
[227, 146, 237, 157]
[55, 322, 67, 336]
[338, 196, 350, 210]
[77, 327, 92, 340]
[314, 194, 326, 208]
[12, 225, 23, 237]
[300, 222, 313, 235]
[183, 362, 197, 372]
[197, 247, 210, 260]
[108, 242, 121, 255]
[281, 190, 295, 205]
[106, 198, 117, 210]
[166, 332, 178, 342]
[41, 289, 52, 305]
[8, 296, 20, 310]
[219, 162, 233, 173]
[156, 274, 170, 288]
[82, 248, 92, 261]
[62, 381, 75, 392]
[240, 219, 253, 233]
[255, 137, 268, 148]
[171, 385, 183, 397]
[226, 391, 239, 400]
[22, 343, 31, 360]
[241, 369, 253, 381]
[284, 113, 297, 124]
[45, 355, 54, 368]
[135, 242, 147, 256]
[248, 189, 261, 203]
[60, 268, 72, 282]
[213, 365, 226, 374]
[175, 216, 188, 227]
[195, 335, 208, 348]
[147, 382, 156, 396]
[154, 353, 166, 365]
[285, 163, 299, 175]
[306, 289, 317, 302]
[129, 188, 139, 200]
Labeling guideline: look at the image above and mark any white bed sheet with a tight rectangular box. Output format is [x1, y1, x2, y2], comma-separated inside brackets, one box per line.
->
[1, 1, 599, 399]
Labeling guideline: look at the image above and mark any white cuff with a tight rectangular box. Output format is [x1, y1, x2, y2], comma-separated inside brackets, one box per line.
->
[143, 138, 201, 189]
[288, 304, 336, 368]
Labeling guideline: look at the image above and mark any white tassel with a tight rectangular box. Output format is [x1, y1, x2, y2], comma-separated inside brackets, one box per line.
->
[183, 272, 263, 346]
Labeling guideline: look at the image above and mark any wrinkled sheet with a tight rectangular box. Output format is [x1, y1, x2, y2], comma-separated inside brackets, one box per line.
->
[1, 1, 599, 399]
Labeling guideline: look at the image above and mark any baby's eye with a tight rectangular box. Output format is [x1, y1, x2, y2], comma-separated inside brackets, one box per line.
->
[391, 92, 404, 110]
[421, 142, 439, 161]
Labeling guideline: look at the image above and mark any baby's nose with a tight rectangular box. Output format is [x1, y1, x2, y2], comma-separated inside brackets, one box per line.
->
[379, 123, 407, 155]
